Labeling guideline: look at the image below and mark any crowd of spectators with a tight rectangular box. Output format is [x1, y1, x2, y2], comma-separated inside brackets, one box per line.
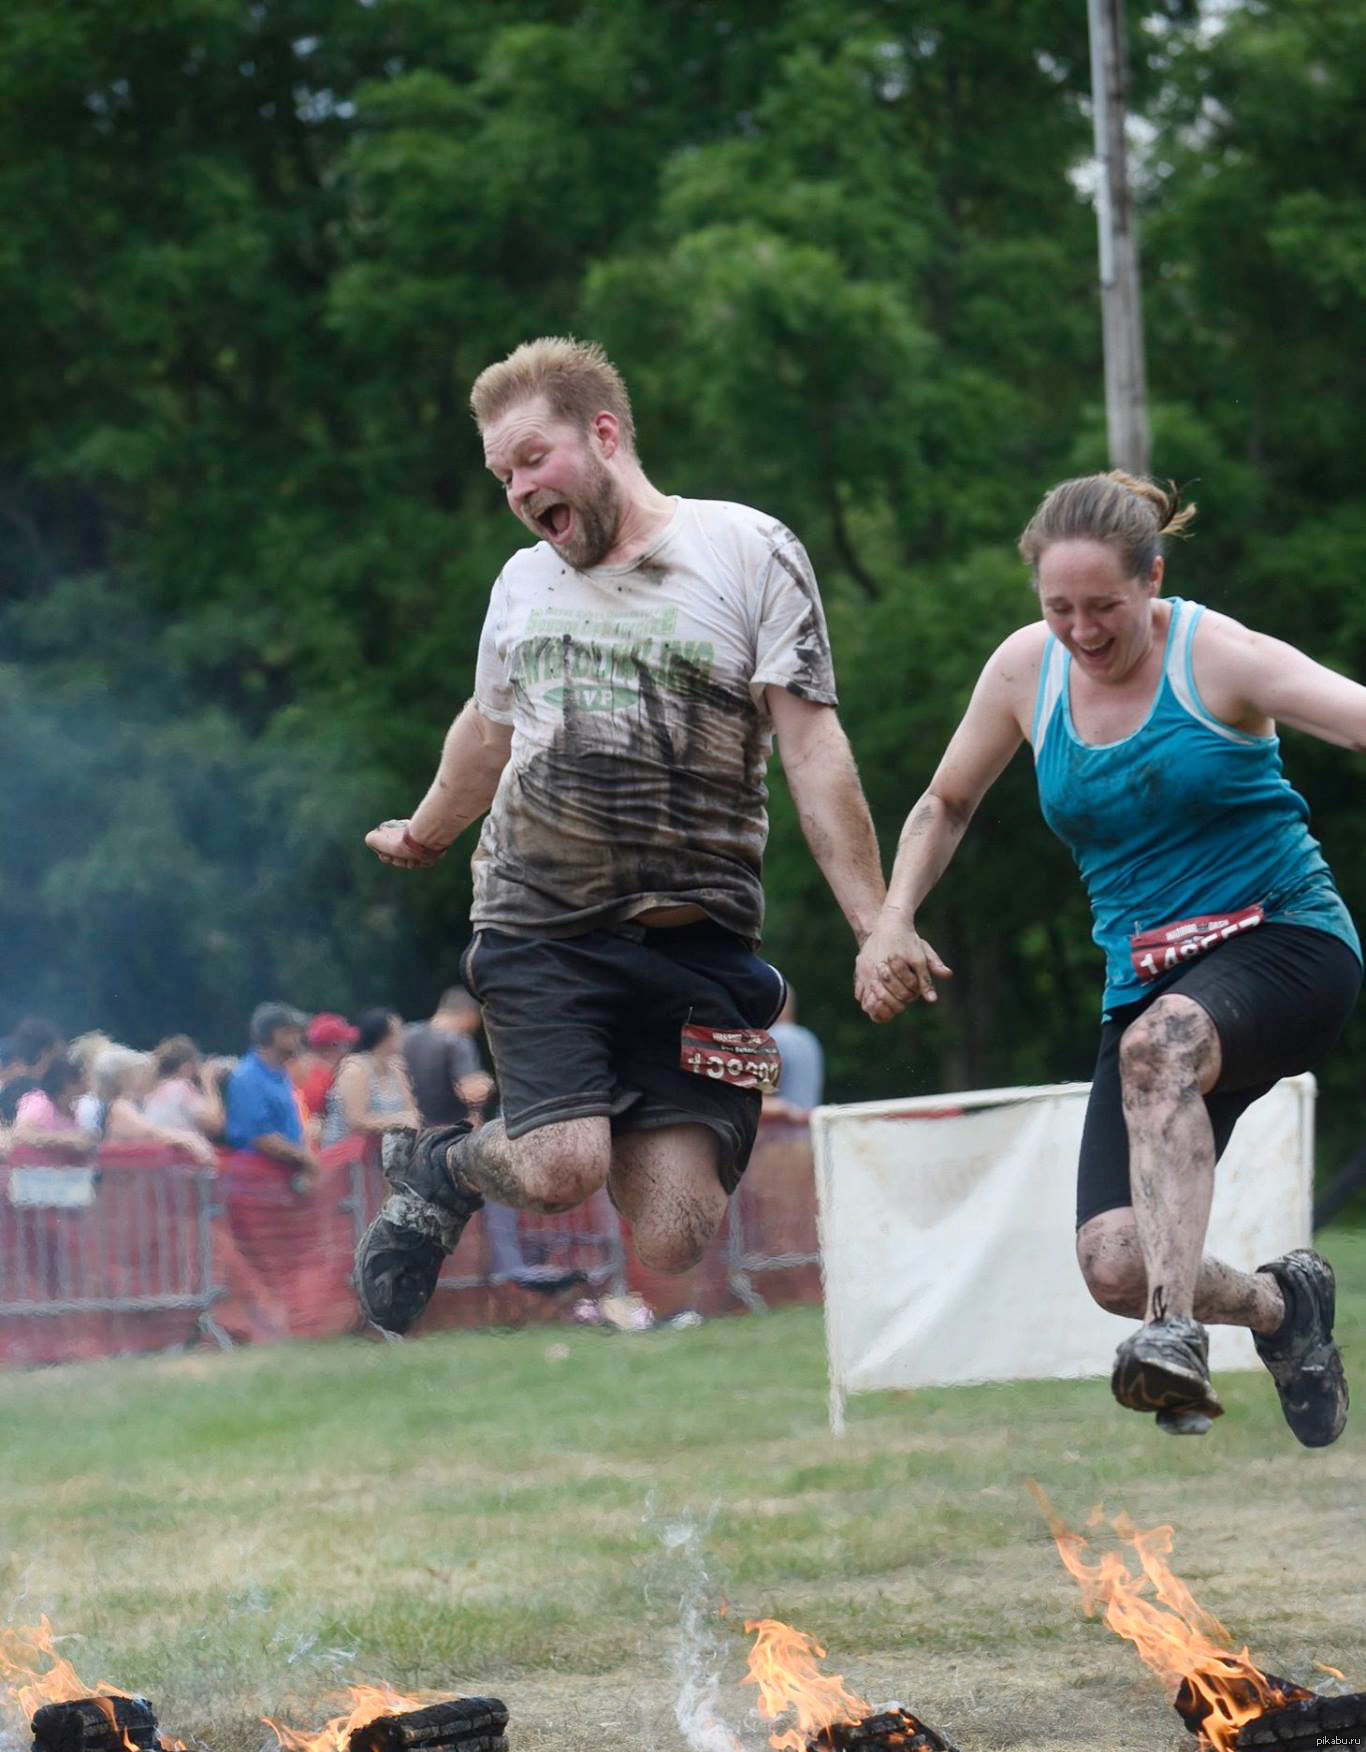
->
[0, 986, 826, 1348]
[0, 990, 497, 1173]
[0, 982, 830, 1174]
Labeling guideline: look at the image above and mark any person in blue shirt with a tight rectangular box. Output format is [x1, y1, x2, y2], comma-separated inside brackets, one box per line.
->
[856, 471, 1363, 1448]
[766, 987, 825, 1120]
[225, 1003, 317, 1187]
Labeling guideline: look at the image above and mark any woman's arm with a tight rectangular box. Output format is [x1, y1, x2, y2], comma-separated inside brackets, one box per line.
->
[106, 1099, 216, 1165]
[335, 1059, 419, 1135]
[1197, 613, 1366, 748]
[192, 1071, 225, 1138]
[855, 629, 1036, 1021]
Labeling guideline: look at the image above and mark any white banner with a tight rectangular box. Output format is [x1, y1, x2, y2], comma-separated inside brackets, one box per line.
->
[812, 1077, 1315, 1433]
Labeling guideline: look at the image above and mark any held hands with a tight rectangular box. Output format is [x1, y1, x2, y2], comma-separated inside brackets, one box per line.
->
[365, 819, 445, 869]
[854, 909, 954, 1023]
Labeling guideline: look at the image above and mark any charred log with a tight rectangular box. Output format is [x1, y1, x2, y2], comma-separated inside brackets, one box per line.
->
[31, 1698, 160, 1752]
[1233, 1690, 1366, 1750]
[809, 1705, 962, 1752]
[348, 1699, 509, 1752]
[1174, 1672, 1312, 1742]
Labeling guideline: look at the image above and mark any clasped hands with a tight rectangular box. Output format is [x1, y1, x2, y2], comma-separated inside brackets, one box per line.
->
[854, 907, 954, 1023]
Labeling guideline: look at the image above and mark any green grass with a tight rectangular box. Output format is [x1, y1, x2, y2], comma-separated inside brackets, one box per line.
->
[3, 1230, 1365, 1752]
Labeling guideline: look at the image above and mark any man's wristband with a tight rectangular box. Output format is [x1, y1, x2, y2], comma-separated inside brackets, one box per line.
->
[401, 827, 447, 866]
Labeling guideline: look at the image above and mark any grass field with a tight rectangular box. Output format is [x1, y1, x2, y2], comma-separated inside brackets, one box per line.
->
[2, 1230, 1364, 1752]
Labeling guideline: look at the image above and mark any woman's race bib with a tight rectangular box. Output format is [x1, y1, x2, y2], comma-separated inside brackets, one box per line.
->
[1129, 903, 1265, 983]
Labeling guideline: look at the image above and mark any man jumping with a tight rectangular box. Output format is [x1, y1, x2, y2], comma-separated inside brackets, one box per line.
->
[356, 336, 887, 1333]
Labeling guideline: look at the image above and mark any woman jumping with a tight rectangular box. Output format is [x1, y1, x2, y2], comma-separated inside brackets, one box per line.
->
[856, 472, 1362, 1443]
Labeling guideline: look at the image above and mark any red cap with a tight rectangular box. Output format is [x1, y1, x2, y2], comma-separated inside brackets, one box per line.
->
[306, 1012, 359, 1049]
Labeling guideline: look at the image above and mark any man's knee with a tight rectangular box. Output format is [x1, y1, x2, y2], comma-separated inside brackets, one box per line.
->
[1118, 996, 1217, 1099]
[1077, 1217, 1146, 1315]
[633, 1209, 722, 1275]
[510, 1123, 609, 1211]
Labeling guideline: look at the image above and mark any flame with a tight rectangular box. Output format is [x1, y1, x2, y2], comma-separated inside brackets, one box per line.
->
[0, 1619, 131, 1722]
[1030, 1484, 1302, 1752]
[743, 1619, 869, 1752]
[0, 1621, 184, 1752]
[264, 1682, 444, 1752]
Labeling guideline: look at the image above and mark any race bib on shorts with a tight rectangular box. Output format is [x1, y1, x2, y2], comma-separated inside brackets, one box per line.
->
[1129, 903, 1265, 983]
[679, 1023, 782, 1094]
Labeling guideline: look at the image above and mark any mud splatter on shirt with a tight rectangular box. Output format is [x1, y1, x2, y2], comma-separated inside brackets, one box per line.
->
[470, 497, 837, 942]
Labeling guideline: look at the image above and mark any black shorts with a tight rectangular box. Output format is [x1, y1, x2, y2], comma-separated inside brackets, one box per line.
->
[460, 921, 787, 1194]
[1076, 923, 1360, 1229]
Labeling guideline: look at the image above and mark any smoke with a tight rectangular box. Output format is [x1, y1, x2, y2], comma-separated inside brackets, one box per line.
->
[643, 1503, 747, 1752]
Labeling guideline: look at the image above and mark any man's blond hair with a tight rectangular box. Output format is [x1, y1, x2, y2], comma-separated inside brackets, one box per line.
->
[469, 336, 637, 450]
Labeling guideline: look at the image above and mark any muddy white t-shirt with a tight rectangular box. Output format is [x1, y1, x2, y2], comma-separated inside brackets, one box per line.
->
[470, 497, 837, 942]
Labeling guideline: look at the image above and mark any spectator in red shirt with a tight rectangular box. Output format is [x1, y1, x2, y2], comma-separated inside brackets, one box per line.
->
[294, 1013, 359, 1125]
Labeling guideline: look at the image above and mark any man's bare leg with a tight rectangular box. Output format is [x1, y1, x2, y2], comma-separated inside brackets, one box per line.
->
[356, 1115, 611, 1332]
[446, 1115, 611, 1212]
[607, 1124, 729, 1274]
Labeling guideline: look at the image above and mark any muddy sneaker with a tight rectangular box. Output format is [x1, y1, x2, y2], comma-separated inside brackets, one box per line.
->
[1156, 1405, 1214, 1437]
[1252, 1249, 1348, 1448]
[1112, 1316, 1224, 1422]
[354, 1124, 482, 1334]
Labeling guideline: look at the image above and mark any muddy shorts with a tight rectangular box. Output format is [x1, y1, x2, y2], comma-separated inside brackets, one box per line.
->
[460, 920, 787, 1194]
[1076, 922, 1361, 1229]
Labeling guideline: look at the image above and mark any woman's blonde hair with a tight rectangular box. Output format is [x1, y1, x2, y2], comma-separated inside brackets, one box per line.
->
[92, 1045, 153, 1104]
[1018, 470, 1197, 583]
[469, 336, 636, 449]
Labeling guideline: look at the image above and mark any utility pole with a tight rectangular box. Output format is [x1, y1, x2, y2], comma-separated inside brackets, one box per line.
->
[1087, 0, 1150, 475]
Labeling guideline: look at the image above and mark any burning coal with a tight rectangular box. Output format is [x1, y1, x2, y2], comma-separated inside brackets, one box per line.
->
[0, 1621, 182, 1752]
[1030, 1484, 1365, 1751]
[264, 1688, 507, 1752]
[743, 1619, 961, 1752]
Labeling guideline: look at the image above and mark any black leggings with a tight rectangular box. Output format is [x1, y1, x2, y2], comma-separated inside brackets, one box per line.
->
[1075, 923, 1361, 1229]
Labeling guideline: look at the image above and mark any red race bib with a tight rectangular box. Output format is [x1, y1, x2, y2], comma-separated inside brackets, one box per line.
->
[1129, 903, 1265, 983]
[679, 1024, 782, 1094]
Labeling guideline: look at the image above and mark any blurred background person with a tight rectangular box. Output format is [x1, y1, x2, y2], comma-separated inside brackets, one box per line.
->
[402, 987, 494, 1128]
[12, 1054, 98, 1154]
[0, 1018, 66, 1125]
[91, 1045, 217, 1165]
[401, 987, 582, 1297]
[70, 1032, 114, 1131]
[764, 987, 824, 1123]
[294, 1012, 360, 1131]
[321, 1008, 420, 1146]
[224, 1003, 317, 1188]
[145, 1035, 226, 1139]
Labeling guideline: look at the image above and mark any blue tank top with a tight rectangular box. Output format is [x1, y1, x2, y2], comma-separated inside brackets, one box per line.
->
[1031, 597, 1359, 1013]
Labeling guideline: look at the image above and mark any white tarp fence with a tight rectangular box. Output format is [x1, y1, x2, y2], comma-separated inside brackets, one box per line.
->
[812, 1076, 1315, 1433]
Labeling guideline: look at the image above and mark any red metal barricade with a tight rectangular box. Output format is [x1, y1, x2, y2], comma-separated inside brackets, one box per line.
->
[217, 1138, 367, 1340]
[0, 1147, 226, 1365]
[0, 1120, 821, 1366]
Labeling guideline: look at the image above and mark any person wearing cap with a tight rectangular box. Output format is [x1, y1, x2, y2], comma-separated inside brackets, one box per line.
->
[224, 1003, 316, 1185]
[294, 1013, 360, 1127]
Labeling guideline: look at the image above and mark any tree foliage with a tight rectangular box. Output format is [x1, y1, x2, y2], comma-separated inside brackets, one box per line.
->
[1, 0, 1362, 1151]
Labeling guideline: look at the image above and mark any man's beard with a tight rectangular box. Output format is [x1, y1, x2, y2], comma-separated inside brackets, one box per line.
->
[553, 453, 622, 570]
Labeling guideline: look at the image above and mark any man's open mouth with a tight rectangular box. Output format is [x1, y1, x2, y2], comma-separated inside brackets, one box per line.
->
[534, 502, 573, 540]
